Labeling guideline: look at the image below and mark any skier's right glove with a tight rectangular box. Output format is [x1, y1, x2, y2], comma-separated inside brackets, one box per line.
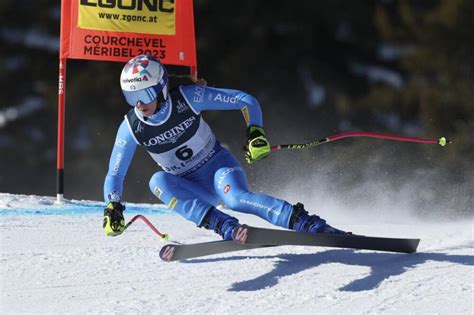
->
[103, 202, 125, 236]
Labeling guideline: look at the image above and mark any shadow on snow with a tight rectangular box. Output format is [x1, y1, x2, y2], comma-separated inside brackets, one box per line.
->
[181, 248, 473, 292]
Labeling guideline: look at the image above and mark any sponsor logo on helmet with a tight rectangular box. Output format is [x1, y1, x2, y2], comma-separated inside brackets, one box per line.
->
[122, 77, 149, 84]
[123, 55, 153, 82]
[143, 116, 196, 146]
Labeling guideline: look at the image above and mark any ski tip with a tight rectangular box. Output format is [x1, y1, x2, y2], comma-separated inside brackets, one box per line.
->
[159, 245, 175, 262]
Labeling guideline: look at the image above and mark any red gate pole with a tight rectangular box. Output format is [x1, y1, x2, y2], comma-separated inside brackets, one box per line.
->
[56, 58, 66, 203]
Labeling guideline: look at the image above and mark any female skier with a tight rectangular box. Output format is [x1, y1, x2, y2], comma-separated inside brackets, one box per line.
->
[103, 55, 345, 239]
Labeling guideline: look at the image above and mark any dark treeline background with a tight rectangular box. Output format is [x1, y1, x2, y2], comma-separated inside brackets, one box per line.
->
[0, 0, 472, 217]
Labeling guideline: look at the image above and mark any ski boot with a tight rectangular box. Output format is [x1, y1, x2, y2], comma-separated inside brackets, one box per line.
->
[200, 207, 239, 240]
[289, 203, 347, 234]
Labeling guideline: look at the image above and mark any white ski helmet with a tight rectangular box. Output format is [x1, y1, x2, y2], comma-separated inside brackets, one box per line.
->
[120, 55, 168, 106]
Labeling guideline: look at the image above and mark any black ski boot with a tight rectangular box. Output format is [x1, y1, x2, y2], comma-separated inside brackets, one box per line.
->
[289, 203, 347, 234]
[200, 207, 239, 240]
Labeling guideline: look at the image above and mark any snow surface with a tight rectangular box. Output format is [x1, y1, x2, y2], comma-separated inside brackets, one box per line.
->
[1, 193, 473, 314]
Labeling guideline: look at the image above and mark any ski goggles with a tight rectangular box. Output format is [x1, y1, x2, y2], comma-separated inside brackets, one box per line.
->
[122, 79, 168, 106]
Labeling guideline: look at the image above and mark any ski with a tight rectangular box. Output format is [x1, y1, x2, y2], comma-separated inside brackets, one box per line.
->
[159, 240, 274, 262]
[232, 225, 420, 254]
[160, 225, 420, 262]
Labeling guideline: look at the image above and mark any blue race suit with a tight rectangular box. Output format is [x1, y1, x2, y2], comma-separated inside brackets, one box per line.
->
[104, 85, 294, 228]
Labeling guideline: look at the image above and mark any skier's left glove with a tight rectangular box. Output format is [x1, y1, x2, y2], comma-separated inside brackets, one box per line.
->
[103, 202, 126, 236]
[245, 125, 271, 164]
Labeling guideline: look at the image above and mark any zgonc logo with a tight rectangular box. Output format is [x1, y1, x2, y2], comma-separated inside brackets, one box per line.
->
[80, 0, 175, 12]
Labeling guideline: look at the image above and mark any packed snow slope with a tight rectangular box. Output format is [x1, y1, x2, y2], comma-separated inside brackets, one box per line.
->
[1, 193, 473, 314]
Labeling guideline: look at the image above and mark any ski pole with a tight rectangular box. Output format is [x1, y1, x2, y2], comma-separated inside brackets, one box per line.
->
[123, 214, 169, 241]
[271, 132, 448, 152]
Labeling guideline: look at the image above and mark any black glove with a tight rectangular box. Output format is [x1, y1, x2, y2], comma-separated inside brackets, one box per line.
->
[103, 202, 125, 236]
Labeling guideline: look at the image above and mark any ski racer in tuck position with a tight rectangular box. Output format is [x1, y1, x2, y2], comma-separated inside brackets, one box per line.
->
[103, 54, 346, 239]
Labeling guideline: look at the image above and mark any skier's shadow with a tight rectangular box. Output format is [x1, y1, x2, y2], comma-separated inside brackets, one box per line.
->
[182, 246, 474, 292]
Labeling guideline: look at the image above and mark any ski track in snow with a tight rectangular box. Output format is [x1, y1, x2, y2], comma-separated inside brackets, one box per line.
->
[0, 193, 473, 314]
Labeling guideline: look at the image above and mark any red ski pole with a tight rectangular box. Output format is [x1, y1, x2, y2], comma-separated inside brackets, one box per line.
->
[271, 132, 448, 152]
[123, 215, 169, 240]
